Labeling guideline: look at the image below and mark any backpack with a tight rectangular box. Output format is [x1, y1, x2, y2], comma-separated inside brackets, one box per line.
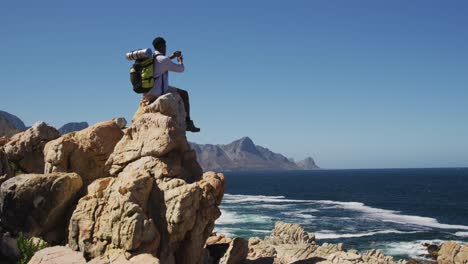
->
[130, 54, 163, 94]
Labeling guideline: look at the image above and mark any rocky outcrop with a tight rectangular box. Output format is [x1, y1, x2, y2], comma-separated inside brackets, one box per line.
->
[58, 121, 89, 135]
[241, 221, 408, 264]
[437, 241, 468, 264]
[68, 92, 225, 264]
[44, 119, 124, 186]
[0, 173, 82, 243]
[3, 122, 60, 173]
[219, 237, 249, 264]
[28, 246, 87, 264]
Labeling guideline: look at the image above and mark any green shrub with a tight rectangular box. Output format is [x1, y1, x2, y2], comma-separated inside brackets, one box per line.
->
[16, 233, 48, 264]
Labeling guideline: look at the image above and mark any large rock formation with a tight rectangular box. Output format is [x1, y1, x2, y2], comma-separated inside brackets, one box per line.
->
[44, 119, 124, 186]
[437, 241, 468, 264]
[0, 173, 82, 242]
[68, 93, 225, 264]
[3, 122, 60, 173]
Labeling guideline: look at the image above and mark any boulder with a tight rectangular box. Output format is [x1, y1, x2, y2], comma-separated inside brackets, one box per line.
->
[87, 253, 160, 264]
[0, 232, 20, 261]
[28, 246, 86, 264]
[68, 92, 224, 264]
[107, 92, 187, 176]
[0, 173, 82, 243]
[3, 122, 60, 173]
[219, 237, 249, 264]
[437, 241, 468, 264]
[0, 149, 13, 185]
[44, 119, 124, 186]
[264, 221, 315, 245]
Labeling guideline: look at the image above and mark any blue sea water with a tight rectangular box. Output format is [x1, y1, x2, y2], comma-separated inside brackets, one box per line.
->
[215, 168, 468, 260]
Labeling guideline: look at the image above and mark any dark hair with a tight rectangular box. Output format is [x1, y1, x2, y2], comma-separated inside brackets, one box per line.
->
[152, 37, 166, 51]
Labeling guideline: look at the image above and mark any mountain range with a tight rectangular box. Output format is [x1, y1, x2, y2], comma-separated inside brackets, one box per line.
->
[190, 137, 318, 171]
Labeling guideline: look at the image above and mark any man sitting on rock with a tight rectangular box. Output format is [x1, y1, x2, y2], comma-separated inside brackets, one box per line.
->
[136, 36, 200, 132]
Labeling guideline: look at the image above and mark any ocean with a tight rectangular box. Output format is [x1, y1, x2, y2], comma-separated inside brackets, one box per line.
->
[215, 168, 468, 261]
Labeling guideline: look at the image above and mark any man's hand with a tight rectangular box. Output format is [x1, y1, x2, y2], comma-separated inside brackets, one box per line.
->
[169, 51, 182, 60]
[177, 55, 183, 64]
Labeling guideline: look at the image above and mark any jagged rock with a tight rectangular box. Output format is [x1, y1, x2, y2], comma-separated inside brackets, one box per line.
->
[87, 253, 160, 264]
[206, 233, 233, 245]
[107, 93, 187, 176]
[0, 232, 20, 261]
[68, 172, 160, 260]
[44, 120, 124, 186]
[28, 246, 86, 264]
[321, 249, 408, 264]
[0, 136, 10, 146]
[437, 241, 468, 264]
[248, 237, 277, 260]
[69, 92, 224, 264]
[0, 173, 82, 243]
[264, 221, 315, 245]
[0, 149, 13, 185]
[3, 122, 60, 173]
[219, 237, 249, 264]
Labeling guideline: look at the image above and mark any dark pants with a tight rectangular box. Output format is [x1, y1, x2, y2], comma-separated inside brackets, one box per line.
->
[175, 88, 191, 121]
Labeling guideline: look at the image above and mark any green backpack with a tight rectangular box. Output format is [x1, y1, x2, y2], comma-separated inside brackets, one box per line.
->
[130, 54, 162, 94]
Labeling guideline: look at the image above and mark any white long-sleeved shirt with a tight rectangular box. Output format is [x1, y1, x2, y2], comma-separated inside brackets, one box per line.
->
[144, 50, 185, 99]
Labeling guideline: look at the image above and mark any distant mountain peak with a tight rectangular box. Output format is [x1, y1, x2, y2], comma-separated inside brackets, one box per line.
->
[190, 137, 319, 171]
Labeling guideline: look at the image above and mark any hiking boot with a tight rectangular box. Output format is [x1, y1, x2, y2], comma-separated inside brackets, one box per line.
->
[186, 120, 200, 133]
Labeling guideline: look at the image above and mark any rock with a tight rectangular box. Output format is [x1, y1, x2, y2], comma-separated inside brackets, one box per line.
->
[206, 233, 232, 245]
[0, 136, 10, 146]
[113, 117, 127, 129]
[0, 111, 23, 137]
[247, 237, 277, 260]
[44, 120, 124, 186]
[264, 221, 315, 245]
[0, 149, 13, 185]
[0, 173, 82, 243]
[3, 122, 60, 173]
[107, 93, 187, 176]
[28, 246, 86, 264]
[88, 253, 160, 264]
[219, 237, 249, 264]
[0, 232, 20, 261]
[68, 92, 224, 264]
[437, 241, 468, 264]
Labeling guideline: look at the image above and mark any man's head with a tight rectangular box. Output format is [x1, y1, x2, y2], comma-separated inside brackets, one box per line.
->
[152, 37, 166, 55]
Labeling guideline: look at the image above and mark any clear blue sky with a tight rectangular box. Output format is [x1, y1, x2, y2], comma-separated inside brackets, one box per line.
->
[1, 0, 467, 169]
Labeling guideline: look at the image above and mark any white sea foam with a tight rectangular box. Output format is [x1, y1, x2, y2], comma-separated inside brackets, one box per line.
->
[222, 194, 468, 231]
[250, 229, 271, 233]
[455, 231, 468, 237]
[223, 194, 313, 203]
[313, 200, 468, 231]
[217, 209, 273, 225]
[282, 212, 316, 219]
[315, 230, 420, 239]
[375, 239, 465, 259]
